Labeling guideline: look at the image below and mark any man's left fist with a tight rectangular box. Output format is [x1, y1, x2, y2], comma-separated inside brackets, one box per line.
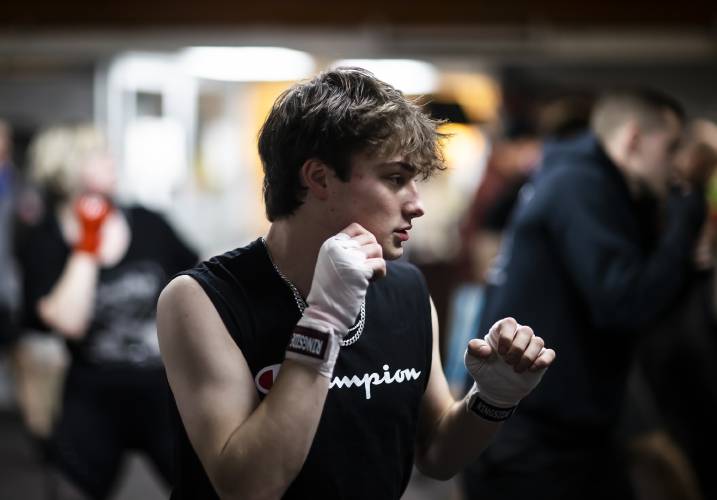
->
[464, 317, 555, 420]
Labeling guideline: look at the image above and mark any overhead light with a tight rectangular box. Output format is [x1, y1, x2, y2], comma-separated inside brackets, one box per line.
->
[331, 59, 439, 95]
[179, 47, 315, 82]
[108, 52, 177, 92]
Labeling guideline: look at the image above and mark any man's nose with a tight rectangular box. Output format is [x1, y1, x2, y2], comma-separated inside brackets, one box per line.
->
[405, 183, 425, 219]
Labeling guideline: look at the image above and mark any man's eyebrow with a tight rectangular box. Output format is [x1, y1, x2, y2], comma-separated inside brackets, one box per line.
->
[379, 161, 417, 173]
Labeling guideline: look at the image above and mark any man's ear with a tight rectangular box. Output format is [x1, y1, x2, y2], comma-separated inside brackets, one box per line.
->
[300, 158, 331, 200]
[608, 118, 641, 170]
[622, 119, 642, 155]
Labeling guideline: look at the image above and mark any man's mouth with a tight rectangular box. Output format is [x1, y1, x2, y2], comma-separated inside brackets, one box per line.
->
[393, 226, 411, 242]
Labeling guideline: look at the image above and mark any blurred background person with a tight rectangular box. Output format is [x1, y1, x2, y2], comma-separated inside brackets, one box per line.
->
[0, 118, 64, 450]
[630, 118, 717, 500]
[15, 123, 198, 499]
[462, 89, 706, 500]
[0, 120, 20, 348]
[443, 93, 592, 395]
[459, 93, 593, 285]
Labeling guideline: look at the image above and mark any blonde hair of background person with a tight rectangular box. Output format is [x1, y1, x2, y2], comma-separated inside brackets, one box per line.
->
[28, 124, 111, 202]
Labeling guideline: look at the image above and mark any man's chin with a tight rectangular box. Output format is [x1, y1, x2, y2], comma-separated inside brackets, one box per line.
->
[382, 240, 405, 261]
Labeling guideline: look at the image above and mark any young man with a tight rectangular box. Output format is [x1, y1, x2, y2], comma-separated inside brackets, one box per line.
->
[158, 67, 555, 500]
[463, 90, 706, 500]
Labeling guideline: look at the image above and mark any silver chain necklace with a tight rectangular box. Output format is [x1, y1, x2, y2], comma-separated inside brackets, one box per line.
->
[260, 237, 366, 347]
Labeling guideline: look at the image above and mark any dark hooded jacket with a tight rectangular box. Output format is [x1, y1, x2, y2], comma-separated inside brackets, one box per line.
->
[479, 132, 705, 435]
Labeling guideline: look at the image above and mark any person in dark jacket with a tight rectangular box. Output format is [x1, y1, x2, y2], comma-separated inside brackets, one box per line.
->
[463, 89, 706, 500]
[631, 118, 717, 500]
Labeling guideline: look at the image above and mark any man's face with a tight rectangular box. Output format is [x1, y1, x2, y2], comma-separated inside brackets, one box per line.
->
[631, 111, 683, 198]
[325, 151, 425, 260]
[79, 150, 117, 197]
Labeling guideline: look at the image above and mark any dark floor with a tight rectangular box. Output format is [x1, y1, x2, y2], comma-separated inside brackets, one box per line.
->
[0, 409, 459, 500]
[0, 410, 168, 500]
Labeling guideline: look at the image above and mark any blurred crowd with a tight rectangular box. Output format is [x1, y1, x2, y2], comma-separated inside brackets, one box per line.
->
[1, 81, 717, 500]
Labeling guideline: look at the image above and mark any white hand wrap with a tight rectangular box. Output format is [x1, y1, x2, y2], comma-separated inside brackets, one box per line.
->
[285, 233, 372, 378]
[464, 326, 547, 421]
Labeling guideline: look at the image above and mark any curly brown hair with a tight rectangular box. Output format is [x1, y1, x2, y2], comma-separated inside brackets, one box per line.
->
[258, 67, 446, 221]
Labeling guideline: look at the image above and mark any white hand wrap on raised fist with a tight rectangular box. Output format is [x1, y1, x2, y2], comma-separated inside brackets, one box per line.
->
[464, 321, 550, 421]
[303, 233, 372, 336]
[286, 233, 373, 378]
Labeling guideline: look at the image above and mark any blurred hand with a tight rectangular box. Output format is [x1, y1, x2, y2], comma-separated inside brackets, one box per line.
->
[74, 194, 112, 255]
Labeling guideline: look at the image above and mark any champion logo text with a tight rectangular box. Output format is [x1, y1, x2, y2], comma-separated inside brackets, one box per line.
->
[330, 364, 422, 400]
[254, 363, 422, 400]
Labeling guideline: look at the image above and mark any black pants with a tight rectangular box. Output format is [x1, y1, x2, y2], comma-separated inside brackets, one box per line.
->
[50, 363, 173, 500]
[638, 271, 717, 500]
[0, 304, 19, 348]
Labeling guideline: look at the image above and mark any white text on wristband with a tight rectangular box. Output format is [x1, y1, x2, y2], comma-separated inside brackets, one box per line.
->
[286, 326, 330, 360]
[467, 392, 517, 422]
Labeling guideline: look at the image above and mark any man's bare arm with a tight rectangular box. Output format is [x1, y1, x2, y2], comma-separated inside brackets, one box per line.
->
[37, 252, 99, 338]
[158, 276, 330, 500]
[414, 301, 554, 479]
[414, 300, 499, 479]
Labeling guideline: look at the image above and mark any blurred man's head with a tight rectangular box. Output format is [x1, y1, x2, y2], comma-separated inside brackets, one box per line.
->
[591, 89, 685, 198]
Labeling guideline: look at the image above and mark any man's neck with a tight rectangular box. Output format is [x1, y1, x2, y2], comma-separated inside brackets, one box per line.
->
[620, 171, 645, 199]
[264, 216, 329, 298]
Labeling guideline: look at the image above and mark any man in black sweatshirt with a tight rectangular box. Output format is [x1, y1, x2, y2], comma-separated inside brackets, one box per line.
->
[463, 89, 705, 500]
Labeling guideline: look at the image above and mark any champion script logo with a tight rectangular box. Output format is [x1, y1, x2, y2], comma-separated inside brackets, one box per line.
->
[254, 363, 422, 399]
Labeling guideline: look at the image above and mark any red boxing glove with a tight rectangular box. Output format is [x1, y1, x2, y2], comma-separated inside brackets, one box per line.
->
[74, 194, 112, 255]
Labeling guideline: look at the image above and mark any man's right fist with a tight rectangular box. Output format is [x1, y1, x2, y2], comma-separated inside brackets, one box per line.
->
[286, 225, 385, 378]
[74, 194, 112, 255]
[304, 227, 381, 336]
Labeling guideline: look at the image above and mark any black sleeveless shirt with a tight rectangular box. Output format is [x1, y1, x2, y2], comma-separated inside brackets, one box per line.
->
[170, 238, 433, 500]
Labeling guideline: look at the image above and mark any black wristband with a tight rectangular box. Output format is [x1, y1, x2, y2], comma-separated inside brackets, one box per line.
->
[286, 325, 331, 360]
[467, 392, 517, 422]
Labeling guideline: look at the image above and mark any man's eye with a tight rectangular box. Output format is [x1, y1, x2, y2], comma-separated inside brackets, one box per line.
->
[387, 175, 404, 185]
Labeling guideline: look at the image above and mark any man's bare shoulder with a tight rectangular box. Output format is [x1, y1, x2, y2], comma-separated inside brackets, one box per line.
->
[157, 274, 223, 343]
[158, 273, 251, 395]
[160, 274, 206, 308]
